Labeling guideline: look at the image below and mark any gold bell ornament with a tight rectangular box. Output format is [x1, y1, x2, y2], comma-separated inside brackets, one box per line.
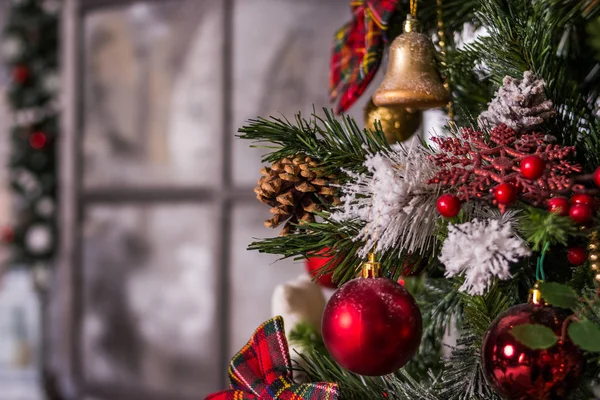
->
[364, 100, 422, 144]
[373, 14, 449, 110]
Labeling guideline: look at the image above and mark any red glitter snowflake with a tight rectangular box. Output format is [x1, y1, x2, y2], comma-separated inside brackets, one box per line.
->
[428, 124, 587, 210]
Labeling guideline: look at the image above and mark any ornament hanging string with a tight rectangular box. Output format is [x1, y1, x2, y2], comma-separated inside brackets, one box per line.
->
[410, 0, 417, 16]
[535, 242, 549, 282]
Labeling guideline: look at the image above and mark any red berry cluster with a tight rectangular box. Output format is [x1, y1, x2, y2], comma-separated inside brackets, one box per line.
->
[547, 194, 596, 224]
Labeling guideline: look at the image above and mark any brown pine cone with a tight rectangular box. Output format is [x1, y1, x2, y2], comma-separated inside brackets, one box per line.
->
[255, 155, 340, 235]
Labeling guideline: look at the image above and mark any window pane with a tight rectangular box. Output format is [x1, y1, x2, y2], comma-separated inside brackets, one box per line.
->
[232, 0, 367, 187]
[83, 1, 223, 189]
[228, 204, 304, 355]
[81, 204, 220, 395]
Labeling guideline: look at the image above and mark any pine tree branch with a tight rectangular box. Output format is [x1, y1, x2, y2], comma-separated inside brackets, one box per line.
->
[238, 109, 390, 176]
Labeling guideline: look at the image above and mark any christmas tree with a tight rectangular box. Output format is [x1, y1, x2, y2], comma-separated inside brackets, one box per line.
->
[208, 1, 600, 399]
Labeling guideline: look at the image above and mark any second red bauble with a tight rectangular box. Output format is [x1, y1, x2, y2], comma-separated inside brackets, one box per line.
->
[305, 248, 339, 289]
[594, 166, 600, 188]
[322, 277, 422, 376]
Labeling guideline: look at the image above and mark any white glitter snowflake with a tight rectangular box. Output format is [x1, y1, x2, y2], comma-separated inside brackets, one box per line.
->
[439, 219, 531, 295]
[332, 143, 440, 257]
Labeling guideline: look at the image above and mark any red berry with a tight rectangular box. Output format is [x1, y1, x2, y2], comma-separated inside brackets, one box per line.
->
[594, 167, 600, 188]
[436, 194, 461, 218]
[567, 247, 587, 266]
[520, 155, 545, 180]
[12, 65, 29, 83]
[569, 203, 594, 225]
[571, 193, 595, 206]
[547, 197, 570, 216]
[494, 183, 517, 205]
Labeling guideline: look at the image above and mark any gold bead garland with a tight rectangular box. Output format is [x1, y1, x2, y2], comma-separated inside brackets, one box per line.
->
[588, 231, 600, 283]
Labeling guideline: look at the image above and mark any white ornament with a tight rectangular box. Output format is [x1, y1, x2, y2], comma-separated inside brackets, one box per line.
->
[25, 224, 53, 254]
[439, 219, 531, 295]
[271, 275, 326, 381]
[271, 275, 326, 337]
[1, 36, 23, 61]
[332, 143, 440, 257]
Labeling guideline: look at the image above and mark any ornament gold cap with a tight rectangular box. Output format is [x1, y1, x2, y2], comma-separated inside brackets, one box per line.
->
[361, 252, 381, 278]
[404, 14, 420, 33]
[528, 281, 547, 306]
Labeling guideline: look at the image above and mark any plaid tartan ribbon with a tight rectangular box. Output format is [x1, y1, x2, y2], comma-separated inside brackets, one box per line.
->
[205, 316, 339, 400]
[330, 0, 400, 113]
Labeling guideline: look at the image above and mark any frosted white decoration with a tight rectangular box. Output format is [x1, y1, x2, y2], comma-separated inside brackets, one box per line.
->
[332, 143, 440, 256]
[439, 219, 531, 295]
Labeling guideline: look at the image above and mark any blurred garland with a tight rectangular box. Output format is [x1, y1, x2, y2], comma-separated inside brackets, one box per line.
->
[1, 0, 60, 266]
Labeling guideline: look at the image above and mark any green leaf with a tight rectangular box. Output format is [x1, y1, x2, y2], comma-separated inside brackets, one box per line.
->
[538, 282, 579, 310]
[568, 320, 600, 352]
[510, 324, 558, 349]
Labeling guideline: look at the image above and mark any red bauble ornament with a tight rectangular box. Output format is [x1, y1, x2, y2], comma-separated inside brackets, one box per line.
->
[12, 65, 29, 84]
[322, 278, 422, 376]
[594, 166, 600, 188]
[494, 183, 517, 205]
[29, 131, 47, 150]
[569, 203, 593, 225]
[547, 197, 570, 216]
[482, 303, 584, 400]
[520, 155, 545, 180]
[305, 248, 338, 289]
[436, 193, 461, 218]
[567, 247, 587, 266]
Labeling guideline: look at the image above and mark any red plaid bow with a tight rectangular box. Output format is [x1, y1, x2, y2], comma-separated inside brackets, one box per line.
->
[330, 0, 400, 113]
[205, 316, 339, 400]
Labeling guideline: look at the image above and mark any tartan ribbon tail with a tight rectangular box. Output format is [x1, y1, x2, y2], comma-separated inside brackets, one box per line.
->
[330, 0, 401, 113]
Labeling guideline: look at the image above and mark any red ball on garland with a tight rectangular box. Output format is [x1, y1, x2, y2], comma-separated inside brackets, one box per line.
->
[594, 166, 600, 188]
[567, 247, 587, 266]
[494, 183, 517, 205]
[305, 248, 339, 289]
[569, 203, 594, 225]
[436, 193, 461, 218]
[547, 197, 570, 216]
[29, 131, 47, 150]
[321, 277, 422, 376]
[520, 155, 545, 180]
[0, 226, 15, 243]
[482, 303, 584, 400]
[12, 65, 29, 84]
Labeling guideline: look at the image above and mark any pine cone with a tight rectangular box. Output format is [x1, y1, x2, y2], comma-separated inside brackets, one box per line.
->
[255, 156, 339, 235]
[478, 71, 556, 133]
